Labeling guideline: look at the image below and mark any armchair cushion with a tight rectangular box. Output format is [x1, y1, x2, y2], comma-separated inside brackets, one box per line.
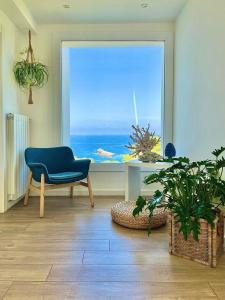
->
[49, 171, 84, 183]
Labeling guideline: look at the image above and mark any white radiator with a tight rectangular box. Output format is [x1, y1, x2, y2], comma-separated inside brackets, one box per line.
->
[7, 113, 30, 201]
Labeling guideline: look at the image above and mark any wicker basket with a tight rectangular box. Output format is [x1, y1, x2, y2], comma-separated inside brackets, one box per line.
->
[168, 211, 224, 267]
[111, 201, 167, 230]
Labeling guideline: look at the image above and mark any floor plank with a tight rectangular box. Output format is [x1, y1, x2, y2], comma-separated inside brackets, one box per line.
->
[0, 229, 150, 240]
[48, 264, 225, 282]
[0, 239, 109, 251]
[4, 282, 217, 300]
[25, 216, 114, 231]
[0, 250, 84, 264]
[0, 224, 29, 233]
[0, 265, 51, 281]
[83, 250, 204, 266]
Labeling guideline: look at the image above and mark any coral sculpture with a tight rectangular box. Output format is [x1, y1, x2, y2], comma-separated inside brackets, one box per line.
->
[125, 124, 161, 162]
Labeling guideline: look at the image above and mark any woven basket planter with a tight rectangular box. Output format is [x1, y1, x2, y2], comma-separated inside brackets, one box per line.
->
[168, 211, 224, 267]
[111, 201, 167, 230]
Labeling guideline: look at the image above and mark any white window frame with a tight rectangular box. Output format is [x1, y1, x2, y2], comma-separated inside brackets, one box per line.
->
[52, 29, 174, 172]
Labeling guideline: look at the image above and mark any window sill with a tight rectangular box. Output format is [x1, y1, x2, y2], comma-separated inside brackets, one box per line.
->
[89, 163, 125, 172]
[89, 162, 159, 173]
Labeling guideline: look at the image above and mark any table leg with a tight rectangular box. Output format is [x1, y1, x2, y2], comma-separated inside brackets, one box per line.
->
[125, 166, 141, 202]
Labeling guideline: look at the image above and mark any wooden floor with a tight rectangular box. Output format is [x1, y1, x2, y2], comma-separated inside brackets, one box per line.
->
[0, 196, 225, 299]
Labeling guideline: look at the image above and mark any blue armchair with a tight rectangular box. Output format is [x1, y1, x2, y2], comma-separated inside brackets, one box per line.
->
[24, 146, 94, 217]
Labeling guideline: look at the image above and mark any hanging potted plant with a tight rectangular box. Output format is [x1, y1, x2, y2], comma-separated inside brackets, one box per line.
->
[133, 147, 225, 267]
[13, 30, 48, 104]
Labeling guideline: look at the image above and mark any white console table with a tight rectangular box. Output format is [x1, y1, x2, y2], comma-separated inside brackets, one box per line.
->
[125, 161, 169, 202]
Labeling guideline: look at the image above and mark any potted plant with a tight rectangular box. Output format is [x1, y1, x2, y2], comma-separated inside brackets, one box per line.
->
[125, 124, 161, 162]
[13, 30, 48, 104]
[133, 147, 225, 267]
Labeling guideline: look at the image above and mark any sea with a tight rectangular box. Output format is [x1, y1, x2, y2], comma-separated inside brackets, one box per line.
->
[70, 134, 131, 163]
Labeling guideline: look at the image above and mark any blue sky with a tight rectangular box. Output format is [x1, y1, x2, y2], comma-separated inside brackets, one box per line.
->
[69, 45, 163, 136]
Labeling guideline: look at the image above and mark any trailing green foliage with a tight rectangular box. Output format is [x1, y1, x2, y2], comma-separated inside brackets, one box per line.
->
[13, 59, 48, 89]
[133, 147, 225, 241]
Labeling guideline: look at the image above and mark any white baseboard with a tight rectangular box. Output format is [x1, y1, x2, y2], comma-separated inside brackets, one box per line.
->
[30, 188, 124, 197]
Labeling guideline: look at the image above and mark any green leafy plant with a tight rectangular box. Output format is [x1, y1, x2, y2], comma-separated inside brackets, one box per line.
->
[13, 30, 48, 104]
[133, 147, 225, 241]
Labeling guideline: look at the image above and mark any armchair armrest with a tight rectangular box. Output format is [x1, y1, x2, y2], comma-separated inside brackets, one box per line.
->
[27, 162, 50, 182]
[70, 159, 91, 178]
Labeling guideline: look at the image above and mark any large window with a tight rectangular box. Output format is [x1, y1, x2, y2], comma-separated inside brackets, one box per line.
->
[62, 42, 164, 163]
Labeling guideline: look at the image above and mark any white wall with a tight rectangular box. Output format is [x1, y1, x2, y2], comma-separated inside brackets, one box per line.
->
[0, 10, 26, 212]
[174, 0, 225, 160]
[20, 22, 174, 196]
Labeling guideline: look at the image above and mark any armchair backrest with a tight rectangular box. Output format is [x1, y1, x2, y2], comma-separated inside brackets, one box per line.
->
[25, 146, 74, 173]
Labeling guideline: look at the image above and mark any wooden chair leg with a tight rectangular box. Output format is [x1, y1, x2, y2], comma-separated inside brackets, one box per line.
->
[70, 186, 74, 198]
[87, 175, 94, 208]
[40, 174, 45, 218]
[24, 172, 32, 206]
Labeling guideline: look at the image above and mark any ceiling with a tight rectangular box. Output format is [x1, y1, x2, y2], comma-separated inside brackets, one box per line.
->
[23, 0, 187, 24]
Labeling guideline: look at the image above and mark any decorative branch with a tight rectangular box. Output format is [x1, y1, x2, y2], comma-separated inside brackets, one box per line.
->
[125, 124, 161, 162]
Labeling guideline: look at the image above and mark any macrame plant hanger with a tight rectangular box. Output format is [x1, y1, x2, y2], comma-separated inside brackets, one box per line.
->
[26, 30, 35, 104]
